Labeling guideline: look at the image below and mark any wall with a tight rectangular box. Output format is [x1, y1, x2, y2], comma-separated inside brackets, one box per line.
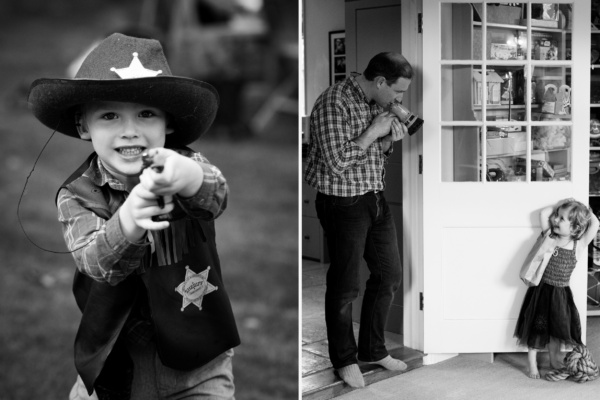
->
[303, 0, 345, 115]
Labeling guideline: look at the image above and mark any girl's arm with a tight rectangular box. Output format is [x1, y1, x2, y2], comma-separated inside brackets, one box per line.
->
[540, 205, 554, 233]
[581, 209, 600, 245]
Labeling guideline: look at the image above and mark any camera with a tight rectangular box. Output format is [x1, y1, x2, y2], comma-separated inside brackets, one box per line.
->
[388, 102, 424, 135]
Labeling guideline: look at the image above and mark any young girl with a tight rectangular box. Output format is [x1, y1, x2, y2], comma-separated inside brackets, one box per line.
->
[515, 198, 599, 379]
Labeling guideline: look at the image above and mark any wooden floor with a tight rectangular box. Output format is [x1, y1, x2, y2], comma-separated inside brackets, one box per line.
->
[302, 259, 424, 399]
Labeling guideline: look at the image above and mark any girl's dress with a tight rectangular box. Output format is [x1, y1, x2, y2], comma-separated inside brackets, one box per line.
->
[514, 239, 583, 349]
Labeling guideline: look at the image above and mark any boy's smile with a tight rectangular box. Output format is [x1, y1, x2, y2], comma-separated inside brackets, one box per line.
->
[78, 101, 173, 187]
[117, 146, 145, 157]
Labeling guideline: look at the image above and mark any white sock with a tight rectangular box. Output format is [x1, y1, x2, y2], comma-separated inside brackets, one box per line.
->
[337, 364, 365, 388]
[366, 355, 407, 371]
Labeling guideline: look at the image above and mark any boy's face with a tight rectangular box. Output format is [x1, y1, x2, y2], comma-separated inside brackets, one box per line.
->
[78, 101, 173, 184]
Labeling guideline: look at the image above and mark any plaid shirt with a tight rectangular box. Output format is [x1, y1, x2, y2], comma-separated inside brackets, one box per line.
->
[57, 149, 228, 285]
[304, 75, 392, 197]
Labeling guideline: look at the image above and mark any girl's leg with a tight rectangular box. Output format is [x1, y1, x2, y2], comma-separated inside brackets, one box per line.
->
[548, 337, 564, 369]
[527, 349, 540, 379]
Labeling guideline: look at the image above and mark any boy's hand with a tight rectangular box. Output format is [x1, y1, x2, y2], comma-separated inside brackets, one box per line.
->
[139, 148, 204, 198]
[119, 184, 175, 241]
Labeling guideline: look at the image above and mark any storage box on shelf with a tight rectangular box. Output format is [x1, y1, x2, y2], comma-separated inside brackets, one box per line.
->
[472, 4, 522, 26]
[486, 136, 526, 156]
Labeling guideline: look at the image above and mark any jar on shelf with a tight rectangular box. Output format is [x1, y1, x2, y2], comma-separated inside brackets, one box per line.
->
[541, 84, 557, 114]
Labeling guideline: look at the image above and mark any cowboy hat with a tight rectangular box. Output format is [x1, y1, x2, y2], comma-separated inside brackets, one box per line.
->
[28, 33, 219, 146]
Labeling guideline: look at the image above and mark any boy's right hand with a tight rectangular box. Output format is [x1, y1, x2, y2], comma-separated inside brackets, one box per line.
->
[119, 184, 175, 242]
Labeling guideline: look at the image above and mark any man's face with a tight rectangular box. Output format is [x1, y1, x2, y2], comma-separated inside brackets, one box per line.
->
[374, 77, 411, 108]
[79, 101, 172, 185]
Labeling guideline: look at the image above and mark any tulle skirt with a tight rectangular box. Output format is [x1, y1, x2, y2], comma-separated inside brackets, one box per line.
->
[514, 282, 582, 349]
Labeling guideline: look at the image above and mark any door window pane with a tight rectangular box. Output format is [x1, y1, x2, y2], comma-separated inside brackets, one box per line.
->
[486, 127, 527, 182]
[442, 126, 481, 182]
[476, 65, 528, 123]
[442, 65, 478, 121]
[532, 66, 572, 120]
[531, 121, 571, 181]
[442, 3, 481, 60]
[481, 26, 527, 61]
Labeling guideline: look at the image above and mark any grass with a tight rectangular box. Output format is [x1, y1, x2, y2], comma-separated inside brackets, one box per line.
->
[0, 5, 298, 400]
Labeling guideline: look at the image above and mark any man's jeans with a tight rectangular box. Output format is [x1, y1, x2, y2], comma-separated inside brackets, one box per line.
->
[316, 191, 402, 369]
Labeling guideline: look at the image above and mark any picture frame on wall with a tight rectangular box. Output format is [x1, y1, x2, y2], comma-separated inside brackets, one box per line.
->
[527, 3, 559, 28]
[329, 30, 346, 85]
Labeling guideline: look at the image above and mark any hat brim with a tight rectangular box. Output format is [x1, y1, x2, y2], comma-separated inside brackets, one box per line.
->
[28, 76, 219, 146]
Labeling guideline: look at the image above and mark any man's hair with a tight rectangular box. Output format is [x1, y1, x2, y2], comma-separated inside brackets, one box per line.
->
[363, 52, 413, 84]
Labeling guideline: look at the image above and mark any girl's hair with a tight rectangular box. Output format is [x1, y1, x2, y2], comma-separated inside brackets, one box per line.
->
[550, 199, 592, 240]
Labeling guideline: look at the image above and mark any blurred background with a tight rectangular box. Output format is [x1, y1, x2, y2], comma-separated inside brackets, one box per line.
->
[0, 0, 298, 399]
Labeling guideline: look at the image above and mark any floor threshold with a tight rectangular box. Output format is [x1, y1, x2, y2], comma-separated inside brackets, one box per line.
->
[302, 346, 425, 400]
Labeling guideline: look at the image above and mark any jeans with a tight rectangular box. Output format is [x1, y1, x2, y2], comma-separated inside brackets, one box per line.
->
[127, 340, 235, 399]
[316, 191, 402, 369]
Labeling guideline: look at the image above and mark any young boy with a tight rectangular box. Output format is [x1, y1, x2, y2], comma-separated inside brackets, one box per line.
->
[28, 33, 240, 399]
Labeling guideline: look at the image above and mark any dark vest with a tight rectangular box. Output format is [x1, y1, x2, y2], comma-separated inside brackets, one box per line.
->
[60, 154, 240, 394]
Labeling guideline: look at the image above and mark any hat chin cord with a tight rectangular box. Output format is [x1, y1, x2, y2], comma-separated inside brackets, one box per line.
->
[17, 122, 92, 254]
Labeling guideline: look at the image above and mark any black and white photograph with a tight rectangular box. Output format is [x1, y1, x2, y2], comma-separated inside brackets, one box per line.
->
[329, 30, 346, 85]
[303, 1, 600, 399]
[6, 1, 600, 400]
[1, 0, 297, 399]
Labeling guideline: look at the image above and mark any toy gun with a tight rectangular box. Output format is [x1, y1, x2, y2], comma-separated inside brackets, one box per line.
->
[141, 151, 165, 209]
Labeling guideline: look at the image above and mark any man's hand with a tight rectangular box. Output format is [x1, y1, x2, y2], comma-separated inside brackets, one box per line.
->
[369, 111, 398, 138]
[139, 148, 204, 198]
[382, 118, 407, 152]
[354, 111, 399, 150]
[119, 184, 175, 241]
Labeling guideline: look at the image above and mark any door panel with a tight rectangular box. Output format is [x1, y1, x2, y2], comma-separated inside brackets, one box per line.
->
[346, 0, 403, 74]
[441, 227, 529, 321]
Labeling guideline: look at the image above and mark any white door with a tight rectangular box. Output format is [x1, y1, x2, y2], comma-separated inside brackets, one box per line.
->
[421, 1, 590, 353]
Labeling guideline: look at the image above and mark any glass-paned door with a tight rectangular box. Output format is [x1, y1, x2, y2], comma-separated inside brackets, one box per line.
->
[422, 1, 589, 353]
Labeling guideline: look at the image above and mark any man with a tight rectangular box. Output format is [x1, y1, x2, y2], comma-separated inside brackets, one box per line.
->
[304, 52, 411, 388]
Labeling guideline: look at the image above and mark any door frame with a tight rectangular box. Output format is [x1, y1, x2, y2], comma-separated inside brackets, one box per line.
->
[399, 0, 425, 352]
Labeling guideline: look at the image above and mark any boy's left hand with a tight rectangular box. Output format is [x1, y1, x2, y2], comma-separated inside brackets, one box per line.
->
[139, 148, 204, 198]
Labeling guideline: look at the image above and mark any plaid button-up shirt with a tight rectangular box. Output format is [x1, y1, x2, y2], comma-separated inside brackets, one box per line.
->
[57, 149, 228, 285]
[304, 75, 392, 197]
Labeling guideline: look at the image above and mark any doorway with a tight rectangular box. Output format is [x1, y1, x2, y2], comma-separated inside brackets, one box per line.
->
[346, 0, 406, 339]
